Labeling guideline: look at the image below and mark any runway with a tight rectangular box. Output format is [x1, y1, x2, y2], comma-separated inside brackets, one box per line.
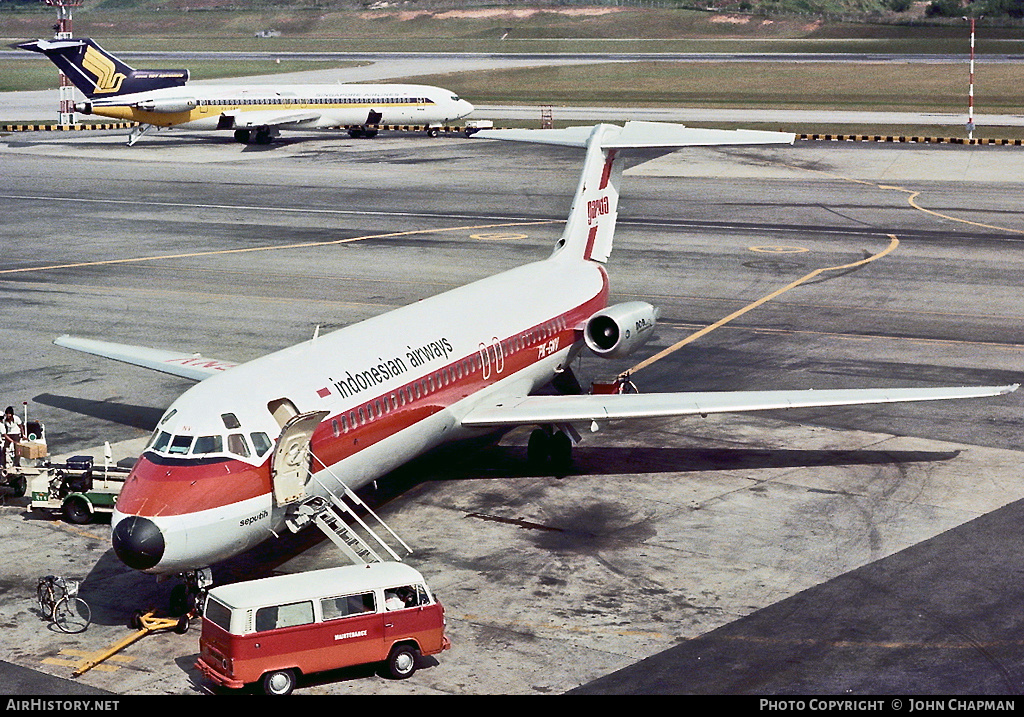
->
[5, 51, 1023, 128]
[0, 131, 1021, 695]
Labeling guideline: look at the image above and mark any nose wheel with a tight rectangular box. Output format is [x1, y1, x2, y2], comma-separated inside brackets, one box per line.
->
[170, 568, 213, 617]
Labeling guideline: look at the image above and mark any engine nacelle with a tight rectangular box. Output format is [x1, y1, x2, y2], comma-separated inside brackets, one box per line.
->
[584, 301, 659, 359]
[134, 97, 198, 113]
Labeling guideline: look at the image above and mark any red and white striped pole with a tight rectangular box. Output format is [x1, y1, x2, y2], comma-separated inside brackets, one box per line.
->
[965, 15, 977, 141]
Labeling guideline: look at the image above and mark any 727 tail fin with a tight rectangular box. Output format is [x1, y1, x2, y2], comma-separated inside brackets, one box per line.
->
[16, 38, 188, 98]
[476, 121, 795, 264]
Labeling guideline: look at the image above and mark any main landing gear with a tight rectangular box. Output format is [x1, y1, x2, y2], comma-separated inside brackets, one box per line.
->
[527, 427, 575, 474]
[347, 127, 379, 138]
[233, 127, 277, 144]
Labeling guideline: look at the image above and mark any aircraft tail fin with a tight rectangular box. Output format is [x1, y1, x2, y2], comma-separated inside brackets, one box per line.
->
[16, 38, 188, 98]
[476, 121, 795, 264]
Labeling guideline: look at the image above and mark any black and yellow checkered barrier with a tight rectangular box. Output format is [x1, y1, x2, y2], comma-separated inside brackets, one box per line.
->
[0, 122, 137, 132]
[2, 123, 1020, 146]
[798, 133, 1024, 146]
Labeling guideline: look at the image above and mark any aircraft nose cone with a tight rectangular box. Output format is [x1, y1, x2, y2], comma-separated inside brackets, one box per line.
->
[112, 515, 165, 571]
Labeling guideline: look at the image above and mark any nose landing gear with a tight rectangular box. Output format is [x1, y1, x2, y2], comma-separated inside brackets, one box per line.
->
[169, 567, 213, 617]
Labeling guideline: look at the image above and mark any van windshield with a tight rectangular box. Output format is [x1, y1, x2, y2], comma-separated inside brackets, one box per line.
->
[205, 597, 233, 632]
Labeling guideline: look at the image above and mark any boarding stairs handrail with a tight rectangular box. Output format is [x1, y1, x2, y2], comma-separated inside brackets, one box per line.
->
[307, 496, 387, 564]
[283, 453, 411, 564]
[308, 453, 413, 556]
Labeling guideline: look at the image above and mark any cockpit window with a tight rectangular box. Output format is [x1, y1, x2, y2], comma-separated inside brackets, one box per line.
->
[150, 431, 171, 452]
[145, 426, 270, 463]
[227, 433, 249, 458]
[221, 413, 241, 430]
[169, 434, 193, 455]
[250, 432, 272, 457]
[158, 409, 177, 427]
[451, 95, 460, 102]
[192, 435, 223, 455]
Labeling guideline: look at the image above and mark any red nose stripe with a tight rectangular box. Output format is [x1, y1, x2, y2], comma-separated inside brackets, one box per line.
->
[116, 455, 272, 517]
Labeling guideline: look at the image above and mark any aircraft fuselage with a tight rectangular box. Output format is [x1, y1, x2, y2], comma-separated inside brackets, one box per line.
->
[111, 258, 609, 573]
[80, 83, 474, 130]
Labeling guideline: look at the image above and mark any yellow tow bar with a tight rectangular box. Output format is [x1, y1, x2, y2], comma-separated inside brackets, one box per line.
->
[72, 611, 188, 677]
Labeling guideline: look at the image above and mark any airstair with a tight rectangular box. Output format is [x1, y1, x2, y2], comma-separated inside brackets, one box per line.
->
[283, 455, 412, 566]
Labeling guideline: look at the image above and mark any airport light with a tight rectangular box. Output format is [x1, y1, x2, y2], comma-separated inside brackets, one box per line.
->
[42, 0, 83, 125]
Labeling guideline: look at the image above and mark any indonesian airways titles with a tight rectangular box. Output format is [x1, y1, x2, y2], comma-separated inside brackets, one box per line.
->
[329, 337, 454, 400]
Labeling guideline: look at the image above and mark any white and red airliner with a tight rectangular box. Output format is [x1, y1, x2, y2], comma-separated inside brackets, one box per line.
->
[55, 122, 1016, 599]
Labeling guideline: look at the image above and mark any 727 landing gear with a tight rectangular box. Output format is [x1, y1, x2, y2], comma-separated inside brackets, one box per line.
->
[527, 427, 573, 473]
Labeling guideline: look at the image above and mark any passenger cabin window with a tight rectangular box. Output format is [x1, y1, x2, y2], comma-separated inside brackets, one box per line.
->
[321, 592, 375, 621]
[255, 601, 314, 632]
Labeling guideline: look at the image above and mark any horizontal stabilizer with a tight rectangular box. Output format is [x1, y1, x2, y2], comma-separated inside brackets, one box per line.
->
[475, 121, 795, 149]
[54, 335, 238, 382]
[460, 384, 1019, 427]
[474, 121, 794, 265]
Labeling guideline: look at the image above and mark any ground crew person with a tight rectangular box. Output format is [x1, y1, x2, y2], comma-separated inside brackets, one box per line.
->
[2, 406, 25, 469]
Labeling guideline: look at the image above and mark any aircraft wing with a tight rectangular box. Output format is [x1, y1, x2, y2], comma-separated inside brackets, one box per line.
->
[54, 335, 239, 381]
[228, 109, 321, 129]
[475, 120, 796, 148]
[459, 384, 1019, 427]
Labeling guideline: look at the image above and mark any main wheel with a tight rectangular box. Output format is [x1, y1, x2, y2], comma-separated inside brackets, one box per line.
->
[53, 595, 91, 633]
[550, 431, 573, 472]
[527, 428, 550, 468]
[386, 644, 418, 679]
[261, 668, 297, 696]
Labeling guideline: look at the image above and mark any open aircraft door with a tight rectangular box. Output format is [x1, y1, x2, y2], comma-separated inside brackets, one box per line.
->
[271, 410, 328, 507]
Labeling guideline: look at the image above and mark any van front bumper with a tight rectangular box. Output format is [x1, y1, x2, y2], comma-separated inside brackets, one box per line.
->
[196, 656, 245, 689]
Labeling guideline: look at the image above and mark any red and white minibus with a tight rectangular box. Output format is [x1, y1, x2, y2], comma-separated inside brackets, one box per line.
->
[195, 562, 450, 695]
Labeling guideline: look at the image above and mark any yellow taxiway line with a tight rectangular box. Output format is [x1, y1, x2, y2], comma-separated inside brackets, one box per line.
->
[0, 220, 556, 277]
[627, 235, 900, 376]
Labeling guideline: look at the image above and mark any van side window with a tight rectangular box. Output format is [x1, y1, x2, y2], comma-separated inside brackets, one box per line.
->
[321, 592, 375, 621]
[255, 601, 314, 632]
[205, 597, 232, 632]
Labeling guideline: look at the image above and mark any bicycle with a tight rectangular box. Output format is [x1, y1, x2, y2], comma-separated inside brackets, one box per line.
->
[36, 575, 91, 633]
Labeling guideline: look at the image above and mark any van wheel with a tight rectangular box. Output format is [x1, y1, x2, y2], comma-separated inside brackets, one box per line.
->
[386, 644, 418, 679]
[261, 668, 297, 696]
